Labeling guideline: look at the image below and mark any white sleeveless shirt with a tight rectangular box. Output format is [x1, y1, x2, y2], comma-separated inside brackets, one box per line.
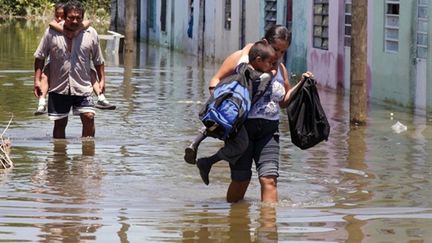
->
[238, 55, 286, 121]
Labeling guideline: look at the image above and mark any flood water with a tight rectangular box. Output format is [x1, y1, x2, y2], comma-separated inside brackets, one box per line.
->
[2, 19, 432, 242]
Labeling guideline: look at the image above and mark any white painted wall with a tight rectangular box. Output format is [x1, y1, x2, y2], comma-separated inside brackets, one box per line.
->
[213, 0, 241, 62]
[307, 0, 341, 89]
[171, 0, 195, 53]
[244, 0, 261, 45]
[137, 0, 285, 62]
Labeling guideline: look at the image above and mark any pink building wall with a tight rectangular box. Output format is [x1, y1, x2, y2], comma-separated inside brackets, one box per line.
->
[307, 1, 344, 90]
[306, 0, 373, 93]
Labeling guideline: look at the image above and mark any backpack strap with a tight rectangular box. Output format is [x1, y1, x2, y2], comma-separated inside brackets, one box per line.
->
[236, 64, 273, 104]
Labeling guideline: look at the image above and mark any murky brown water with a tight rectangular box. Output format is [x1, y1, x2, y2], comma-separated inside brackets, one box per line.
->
[1, 19, 432, 242]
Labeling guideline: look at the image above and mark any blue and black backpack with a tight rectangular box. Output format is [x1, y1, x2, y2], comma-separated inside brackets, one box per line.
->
[199, 63, 271, 140]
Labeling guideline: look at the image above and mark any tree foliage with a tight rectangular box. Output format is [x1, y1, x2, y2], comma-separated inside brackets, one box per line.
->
[0, 0, 111, 17]
[0, 0, 51, 16]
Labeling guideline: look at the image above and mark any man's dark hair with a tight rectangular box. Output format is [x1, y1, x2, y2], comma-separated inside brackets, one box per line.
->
[249, 40, 275, 62]
[64, 0, 85, 18]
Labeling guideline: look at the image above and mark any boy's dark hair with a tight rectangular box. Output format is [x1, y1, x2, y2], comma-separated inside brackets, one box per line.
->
[64, 0, 85, 18]
[248, 40, 275, 62]
[54, 2, 65, 11]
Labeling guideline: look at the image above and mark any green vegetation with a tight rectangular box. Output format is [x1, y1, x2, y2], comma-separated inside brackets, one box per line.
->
[0, 0, 52, 17]
[0, 0, 111, 22]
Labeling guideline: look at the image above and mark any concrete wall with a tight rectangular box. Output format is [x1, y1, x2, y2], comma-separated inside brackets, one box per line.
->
[371, 0, 415, 107]
[206, 0, 270, 62]
[287, 0, 309, 78]
[130, 0, 432, 112]
[294, 0, 375, 95]
[428, 1, 432, 111]
[136, 0, 288, 62]
[138, 0, 198, 54]
[306, 0, 342, 89]
[213, 0, 239, 62]
[244, 0, 261, 44]
[171, 0, 196, 54]
[413, 0, 432, 112]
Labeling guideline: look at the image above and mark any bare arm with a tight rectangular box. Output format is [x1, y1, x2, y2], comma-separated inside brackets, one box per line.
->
[279, 70, 314, 108]
[49, 20, 91, 38]
[49, 20, 63, 32]
[278, 63, 292, 108]
[208, 43, 254, 93]
[94, 64, 106, 93]
[73, 20, 91, 36]
[34, 58, 45, 97]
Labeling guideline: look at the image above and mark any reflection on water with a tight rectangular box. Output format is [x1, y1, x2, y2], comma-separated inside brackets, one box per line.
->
[178, 202, 278, 243]
[33, 139, 102, 242]
[1, 19, 432, 242]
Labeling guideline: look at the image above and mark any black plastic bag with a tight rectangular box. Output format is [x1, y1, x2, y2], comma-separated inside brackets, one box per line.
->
[286, 77, 330, 149]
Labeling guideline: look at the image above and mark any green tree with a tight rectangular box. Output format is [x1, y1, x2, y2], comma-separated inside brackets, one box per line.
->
[0, 0, 111, 18]
[0, 0, 52, 16]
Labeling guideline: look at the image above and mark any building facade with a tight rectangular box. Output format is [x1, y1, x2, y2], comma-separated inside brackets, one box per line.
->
[294, 0, 431, 112]
[138, 0, 288, 63]
[370, 0, 431, 111]
[126, 0, 432, 112]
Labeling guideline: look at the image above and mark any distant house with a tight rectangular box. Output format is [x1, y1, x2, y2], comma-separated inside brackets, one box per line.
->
[115, 0, 432, 111]
[291, 0, 431, 111]
[370, 0, 429, 110]
[289, 1, 372, 93]
[137, 0, 290, 63]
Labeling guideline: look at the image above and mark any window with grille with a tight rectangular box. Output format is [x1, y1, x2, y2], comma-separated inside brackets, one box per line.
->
[313, 0, 329, 50]
[264, 0, 277, 31]
[224, 0, 231, 30]
[344, 0, 352, 47]
[416, 0, 428, 59]
[384, 0, 400, 53]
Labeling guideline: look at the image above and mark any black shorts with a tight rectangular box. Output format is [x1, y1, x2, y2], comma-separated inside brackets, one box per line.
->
[48, 92, 95, 120]
[216, 125, 249, 165]
[229, 119, 280, 181]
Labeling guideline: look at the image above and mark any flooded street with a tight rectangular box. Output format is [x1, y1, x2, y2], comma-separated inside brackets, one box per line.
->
[2, 19, 432, 242]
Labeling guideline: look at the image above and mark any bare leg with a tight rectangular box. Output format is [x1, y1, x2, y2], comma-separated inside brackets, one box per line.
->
[92, 71, 116, 110]
[82, 139, 95, 156]
[196, 152, 220, 185]
[259, 176, 278, 203]
[257, 206, 278, 241]
[35, 73, 49, 115]
[184, 127, 207, 164]
[53, 117, 68, 139]
[226, 180, 250, 203]
[80, 112, 95, 137]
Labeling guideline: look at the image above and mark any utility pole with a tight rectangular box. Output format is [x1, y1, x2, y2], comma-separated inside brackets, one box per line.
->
[350, 0, 368, 125]
[124, 0, 136, 53]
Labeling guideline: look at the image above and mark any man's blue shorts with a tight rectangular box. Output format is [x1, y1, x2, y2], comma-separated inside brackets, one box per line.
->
[48, 92, 95, 120]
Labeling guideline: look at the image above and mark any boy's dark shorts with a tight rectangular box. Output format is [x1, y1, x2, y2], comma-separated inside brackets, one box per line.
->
[48, 92, 95, 120]
[229, 119, 280, 181]
[217, 125, 249, 165]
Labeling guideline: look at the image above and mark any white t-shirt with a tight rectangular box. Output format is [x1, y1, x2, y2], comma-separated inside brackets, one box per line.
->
[238, 55, 286, 120]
